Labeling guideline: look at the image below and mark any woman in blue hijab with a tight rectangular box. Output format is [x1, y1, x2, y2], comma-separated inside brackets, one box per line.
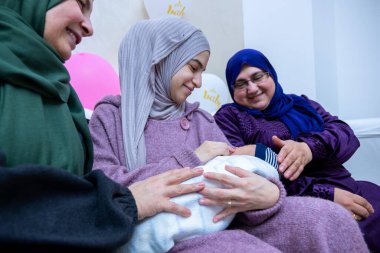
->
[215, 48, 380, 252]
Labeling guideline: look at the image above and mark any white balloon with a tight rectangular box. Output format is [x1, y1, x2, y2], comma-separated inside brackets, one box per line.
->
[143, 0, 191, 19]
[187, 73, 232, 115]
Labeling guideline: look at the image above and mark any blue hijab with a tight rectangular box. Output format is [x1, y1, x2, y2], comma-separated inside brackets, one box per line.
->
[224, 49, 324, 139]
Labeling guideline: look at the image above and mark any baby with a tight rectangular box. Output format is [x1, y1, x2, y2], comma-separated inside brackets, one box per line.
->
[123, 155, 279, 253]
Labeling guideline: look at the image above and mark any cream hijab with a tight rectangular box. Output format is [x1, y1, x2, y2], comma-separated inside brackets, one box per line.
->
[119, 17, 210, 171]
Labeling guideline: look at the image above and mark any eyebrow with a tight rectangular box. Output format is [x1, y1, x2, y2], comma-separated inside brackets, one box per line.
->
[236, 71, 263, 81]
[189, 59, 206, 71]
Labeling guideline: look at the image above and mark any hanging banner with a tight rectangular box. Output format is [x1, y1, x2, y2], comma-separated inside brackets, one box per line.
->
[144, 0, 191, 19]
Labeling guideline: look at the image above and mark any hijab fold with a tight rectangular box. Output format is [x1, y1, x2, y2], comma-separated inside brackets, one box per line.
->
[0, 0, 93, 174]
[119, 17, 210, 171]
[225, 49, 324, 139]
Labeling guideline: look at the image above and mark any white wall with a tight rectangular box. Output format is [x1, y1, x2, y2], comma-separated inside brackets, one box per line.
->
[243, 0, 380, 120]
[334, 0, 380, 119]
[312, 0, 339, 116]
[242, 0, 317, 99]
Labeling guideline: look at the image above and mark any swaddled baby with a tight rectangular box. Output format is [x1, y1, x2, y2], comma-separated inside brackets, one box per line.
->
[123, 155, 279, 253]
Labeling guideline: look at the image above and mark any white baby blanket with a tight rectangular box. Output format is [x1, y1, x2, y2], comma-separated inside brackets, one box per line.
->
[122, 155, 279, 253]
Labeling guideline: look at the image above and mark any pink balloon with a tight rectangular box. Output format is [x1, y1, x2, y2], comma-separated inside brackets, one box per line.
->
[64, 53, 120, 110]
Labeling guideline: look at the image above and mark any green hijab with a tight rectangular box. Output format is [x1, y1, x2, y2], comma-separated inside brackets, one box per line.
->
[0, 0, 93, 175]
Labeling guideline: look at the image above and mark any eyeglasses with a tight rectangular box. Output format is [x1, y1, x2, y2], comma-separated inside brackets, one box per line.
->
[233, 71, 270, 90]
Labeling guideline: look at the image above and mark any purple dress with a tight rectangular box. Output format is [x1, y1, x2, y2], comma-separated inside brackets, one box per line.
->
[215, 96, 380, 252]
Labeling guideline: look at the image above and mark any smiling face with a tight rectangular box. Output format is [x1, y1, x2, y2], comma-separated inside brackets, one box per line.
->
[233, 66, 275, 110]
[44, 0, 94, 60]
[170, 51, 210, 105]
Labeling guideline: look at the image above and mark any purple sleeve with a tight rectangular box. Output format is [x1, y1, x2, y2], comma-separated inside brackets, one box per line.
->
[311, 184, 335, 201]
[297, 97, 360, 166]
[89, 104, 202, 187]
[285, 176, 335, 201]
[214, 107, 246, 147]
[234, 178, 286, 226]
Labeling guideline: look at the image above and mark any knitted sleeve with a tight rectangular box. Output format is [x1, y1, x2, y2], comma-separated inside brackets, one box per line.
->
[89, 102, 203, 186]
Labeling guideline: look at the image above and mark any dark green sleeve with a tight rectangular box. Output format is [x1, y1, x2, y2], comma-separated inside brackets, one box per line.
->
[0, 152, 137, 253]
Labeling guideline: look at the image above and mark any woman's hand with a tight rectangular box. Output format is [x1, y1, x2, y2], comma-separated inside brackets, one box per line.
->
[198, 165, 280, 223]
[272, 135, 312, 180]
[334, 188, 374, 221]
[195, 141, 235, 164]
[128, 167, 205, 220]
[231, 144, 256, 156]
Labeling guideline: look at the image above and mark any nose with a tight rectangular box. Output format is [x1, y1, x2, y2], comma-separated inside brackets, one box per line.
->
[246, 80, 258, 93]
[193, 73, 202, 88]
[81, 17, 93, 37]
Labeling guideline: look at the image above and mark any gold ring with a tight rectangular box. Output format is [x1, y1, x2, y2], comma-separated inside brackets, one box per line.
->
[227, 200, 232, 207]
[352, 214, 360, 221]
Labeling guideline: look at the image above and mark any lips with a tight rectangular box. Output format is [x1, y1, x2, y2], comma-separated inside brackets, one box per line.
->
[66, 28, 82, 47]
[245, 93, 265, 105]
[247, 92, 263, 99]
[183, 84, 194, 95]
[185, 85, 193, 92]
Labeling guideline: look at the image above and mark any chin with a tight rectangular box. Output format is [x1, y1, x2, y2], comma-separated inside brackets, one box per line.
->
[62, 52, 72, 61]
[57, 46, 72, 60]
[247, 104, 262, 110]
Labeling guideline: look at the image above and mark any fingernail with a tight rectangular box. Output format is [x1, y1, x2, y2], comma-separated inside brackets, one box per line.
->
[213, 217, 219, 223]
[199, 198, 205, 204]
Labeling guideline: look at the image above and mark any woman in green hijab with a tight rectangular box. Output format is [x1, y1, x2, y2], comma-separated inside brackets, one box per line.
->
[0, 0, 93, 174]
[0, 1, 205, 252]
